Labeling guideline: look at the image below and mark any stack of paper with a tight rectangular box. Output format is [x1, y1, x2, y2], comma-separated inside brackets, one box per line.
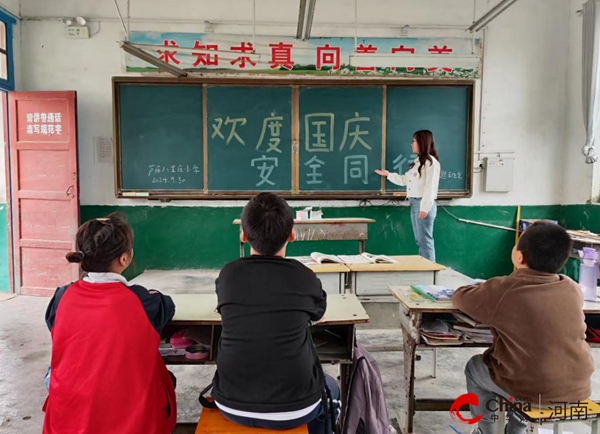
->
[420, 319, 462, 346]
[447, 313, 492, 344]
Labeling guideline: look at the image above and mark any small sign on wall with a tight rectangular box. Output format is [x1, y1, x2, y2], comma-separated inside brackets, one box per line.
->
[94, 136, 113, 163]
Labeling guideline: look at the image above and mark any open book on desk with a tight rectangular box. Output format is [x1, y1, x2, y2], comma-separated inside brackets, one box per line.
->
[310, 252, 398, 265]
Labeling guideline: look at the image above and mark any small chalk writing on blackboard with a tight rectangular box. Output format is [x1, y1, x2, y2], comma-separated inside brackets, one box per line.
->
[441, 171, 462, 180]
[147, 164, 201, 184]
[147, 164, 200, 176]
[151, 176, 187, 185]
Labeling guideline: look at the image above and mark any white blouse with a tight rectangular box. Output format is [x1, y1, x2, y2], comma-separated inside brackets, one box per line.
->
[387, 156, 441, 213]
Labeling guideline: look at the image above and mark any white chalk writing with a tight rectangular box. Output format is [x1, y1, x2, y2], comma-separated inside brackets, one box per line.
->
[25, 112, 63, 135]
[344, 155, 368, 184]
[148, 164, 201, 177]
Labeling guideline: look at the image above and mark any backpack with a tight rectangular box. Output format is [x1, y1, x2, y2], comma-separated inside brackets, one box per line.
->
[342, 343, 396, 434]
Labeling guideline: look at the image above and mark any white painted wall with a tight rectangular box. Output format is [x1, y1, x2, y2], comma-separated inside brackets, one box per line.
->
[0, 0, 19, 18]
[456, 0, 570, 206]
[563, 0, 595, 204]
[11, 0, 576, 206]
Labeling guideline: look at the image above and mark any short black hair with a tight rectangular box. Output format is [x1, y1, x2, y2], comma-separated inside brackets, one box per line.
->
[66, 213, 134, 272]
[516, 222, 572, 274]
[241, 193, 294, 256]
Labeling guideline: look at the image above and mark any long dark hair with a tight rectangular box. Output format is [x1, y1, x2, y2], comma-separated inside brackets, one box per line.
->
[409, 130, 439, 176]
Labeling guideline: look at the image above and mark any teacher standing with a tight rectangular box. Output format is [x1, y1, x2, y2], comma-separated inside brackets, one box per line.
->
[376, 130, 441, 262]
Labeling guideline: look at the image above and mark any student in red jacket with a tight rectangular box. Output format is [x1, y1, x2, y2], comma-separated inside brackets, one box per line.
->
[43, 214, 177, 434]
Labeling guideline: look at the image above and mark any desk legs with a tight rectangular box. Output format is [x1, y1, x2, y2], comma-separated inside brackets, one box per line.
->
[402, 331, 417, 434]
[339, 363, 351, 430]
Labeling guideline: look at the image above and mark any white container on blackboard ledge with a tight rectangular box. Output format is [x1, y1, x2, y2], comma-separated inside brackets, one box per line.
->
[311, 210, 323, 220]
[296, 209, 310, 220]
[296, 207, 313, 220]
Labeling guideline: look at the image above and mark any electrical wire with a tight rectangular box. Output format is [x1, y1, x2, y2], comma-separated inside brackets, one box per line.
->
[439, 204, 515, 232]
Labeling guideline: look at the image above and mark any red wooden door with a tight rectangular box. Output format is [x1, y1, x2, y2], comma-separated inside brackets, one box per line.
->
[8, 91, 79, 296]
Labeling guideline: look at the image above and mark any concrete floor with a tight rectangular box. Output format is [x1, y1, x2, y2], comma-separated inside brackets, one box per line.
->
[1, 270, 599, 434]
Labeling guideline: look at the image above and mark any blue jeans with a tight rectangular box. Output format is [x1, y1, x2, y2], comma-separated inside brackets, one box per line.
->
[219, 374, 341, 434]
[409, 198, 437, 262]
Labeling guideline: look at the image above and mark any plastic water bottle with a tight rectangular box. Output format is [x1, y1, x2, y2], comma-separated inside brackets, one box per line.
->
[579, 247, 599, 301]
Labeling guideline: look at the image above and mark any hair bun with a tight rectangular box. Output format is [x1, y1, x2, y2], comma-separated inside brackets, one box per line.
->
[66, 251, 84, 263]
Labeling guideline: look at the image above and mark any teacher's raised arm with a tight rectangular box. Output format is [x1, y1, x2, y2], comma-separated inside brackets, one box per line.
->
[375, 130, 441, 262]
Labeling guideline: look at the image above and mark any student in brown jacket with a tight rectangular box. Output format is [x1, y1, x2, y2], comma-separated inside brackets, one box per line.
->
[453, 222, 594, 434]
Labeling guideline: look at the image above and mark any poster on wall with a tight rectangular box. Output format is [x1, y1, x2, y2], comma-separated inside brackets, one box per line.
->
[126, 31, 482, 78]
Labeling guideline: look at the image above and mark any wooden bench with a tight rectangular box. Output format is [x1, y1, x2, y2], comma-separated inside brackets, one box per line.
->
[495, 397, 600, 434]
[195, 408, 309, 434]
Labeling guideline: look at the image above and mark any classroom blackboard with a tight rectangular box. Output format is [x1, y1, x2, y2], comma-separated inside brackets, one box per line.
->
[119, 84, 204, 191]
[386, 87, 470, 191]
[207, 86, 292, 191]
[114, 78, 473, 199]
[299, 87, 383, 191]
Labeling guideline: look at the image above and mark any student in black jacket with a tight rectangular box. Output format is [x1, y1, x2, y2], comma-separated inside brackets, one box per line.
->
[212, 192, 340, 434]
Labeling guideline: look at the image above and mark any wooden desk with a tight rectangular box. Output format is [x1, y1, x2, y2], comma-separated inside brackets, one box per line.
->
[288, 258, 351, 294]
[347, 256, 445, 296]
[162, 294, 369, 425]
[169, 293, 369, 325]
[568, 229, 600, 254]
[389, 285, 600, 434]
[233, 218, 375, 257]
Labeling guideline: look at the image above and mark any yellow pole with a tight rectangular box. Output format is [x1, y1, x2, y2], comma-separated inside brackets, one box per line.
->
[514, 205, 521, 271]
[515, 205, 521, 244]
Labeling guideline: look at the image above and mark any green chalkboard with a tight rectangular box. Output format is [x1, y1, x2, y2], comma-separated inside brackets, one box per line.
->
[207, 86, 292, 191]
[119, 85, 204, 190]
[385, 86, 470, 191]
[114, 79, 473, 199]
[299, 87, 383, 191]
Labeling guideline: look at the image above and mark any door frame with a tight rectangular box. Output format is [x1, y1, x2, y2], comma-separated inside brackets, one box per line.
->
[7, 91, 79, 295]
[2, 91, 13, 293]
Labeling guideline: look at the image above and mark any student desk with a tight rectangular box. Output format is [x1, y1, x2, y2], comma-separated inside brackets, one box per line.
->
[161, 293, 370, 425]
[347, 256, 446, 296]
[233, 218, 375, 257]
[389, 285, 600, 434]
[288, 260, 350, 294]
[568, 229, 600, 254]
